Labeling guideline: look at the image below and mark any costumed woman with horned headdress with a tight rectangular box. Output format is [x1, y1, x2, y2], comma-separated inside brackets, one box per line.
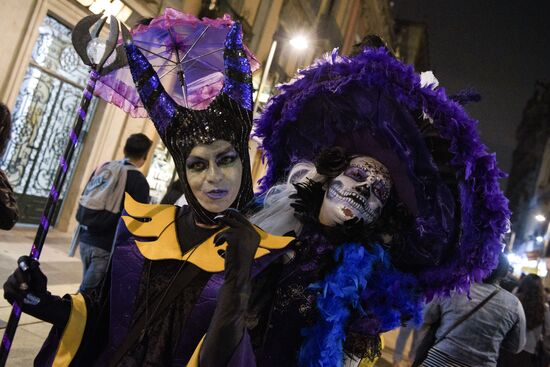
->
[2, 16, 294, 366]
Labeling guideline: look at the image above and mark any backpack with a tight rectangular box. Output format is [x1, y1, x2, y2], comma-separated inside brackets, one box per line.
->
[76, 160, 138, 232]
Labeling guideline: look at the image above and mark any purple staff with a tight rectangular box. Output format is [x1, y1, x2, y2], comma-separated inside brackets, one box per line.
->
[0, 14, 126, 365]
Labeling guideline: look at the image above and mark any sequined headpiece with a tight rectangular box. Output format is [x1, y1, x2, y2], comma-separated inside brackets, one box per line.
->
[123, 22, 254, 224]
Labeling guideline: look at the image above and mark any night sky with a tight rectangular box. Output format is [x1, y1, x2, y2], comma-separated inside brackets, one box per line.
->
[393, 0, 550, 189]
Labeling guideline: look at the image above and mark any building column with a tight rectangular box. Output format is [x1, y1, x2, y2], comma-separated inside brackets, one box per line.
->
[341, 0, 360, 55]
[181, 0, 202, 16]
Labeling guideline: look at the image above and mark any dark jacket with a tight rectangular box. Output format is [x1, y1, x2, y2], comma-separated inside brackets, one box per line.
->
[0, 169, 18, 230]
[78, 161, 149, 251]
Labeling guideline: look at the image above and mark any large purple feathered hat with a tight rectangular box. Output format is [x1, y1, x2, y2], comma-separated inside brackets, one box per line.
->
[254, 48, 510, 297]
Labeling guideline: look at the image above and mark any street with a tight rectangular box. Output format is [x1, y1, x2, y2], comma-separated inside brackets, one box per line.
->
[0, 227, 81, 366]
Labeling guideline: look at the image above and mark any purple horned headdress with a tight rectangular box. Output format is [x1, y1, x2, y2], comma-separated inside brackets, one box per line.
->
[122, 22, 254, 224]
[254, 47, 510, 297]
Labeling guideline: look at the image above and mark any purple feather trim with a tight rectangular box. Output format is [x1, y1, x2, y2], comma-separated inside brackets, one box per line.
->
[299, 243, 423, 366]
[449, 88, 482, 105]
[254, 48, 510, 298]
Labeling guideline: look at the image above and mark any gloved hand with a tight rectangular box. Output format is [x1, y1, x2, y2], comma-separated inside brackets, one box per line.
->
[214, 209, 260, 284]
[201, 210, 260, 367]
[3, 256, 70, 327]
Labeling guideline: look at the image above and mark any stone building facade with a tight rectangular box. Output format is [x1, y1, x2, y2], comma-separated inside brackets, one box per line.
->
[506, 82, 550, 252]
[0, 0, 397, 234]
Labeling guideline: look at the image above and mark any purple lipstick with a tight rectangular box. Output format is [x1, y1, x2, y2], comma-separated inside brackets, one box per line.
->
[205, 189, 228, 200]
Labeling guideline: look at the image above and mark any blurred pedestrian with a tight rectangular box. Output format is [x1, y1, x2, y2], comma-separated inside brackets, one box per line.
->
[393, 323, 421, 367]
[0, 103, 18, 230]
[415, 253, 526, 367]
[544, 287, 550, 306]
[76, 133, 152, 292]
[498, 274, 550, 367]
[500, 264, 520, 293]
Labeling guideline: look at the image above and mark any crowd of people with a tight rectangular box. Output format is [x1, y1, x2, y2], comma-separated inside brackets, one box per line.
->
[392, 264, 550, 367]
[0, 8, 548, 367]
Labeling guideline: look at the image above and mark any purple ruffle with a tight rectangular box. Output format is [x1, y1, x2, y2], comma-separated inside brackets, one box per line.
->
[94, 8, 260, 117]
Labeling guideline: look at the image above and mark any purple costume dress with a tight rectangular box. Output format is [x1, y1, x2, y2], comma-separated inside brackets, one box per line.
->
[34, 203, 298, 366]
[32, 22, 298, 366]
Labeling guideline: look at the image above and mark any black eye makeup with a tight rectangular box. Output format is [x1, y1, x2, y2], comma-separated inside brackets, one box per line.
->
[344, 166, 368, 182]
[186, 149, 239, 172]
[216, 151, 238, 166]
[186, 157, 208, 172]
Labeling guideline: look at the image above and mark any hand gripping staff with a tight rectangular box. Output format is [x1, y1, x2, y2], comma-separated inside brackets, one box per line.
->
[0, 15, 127, 365]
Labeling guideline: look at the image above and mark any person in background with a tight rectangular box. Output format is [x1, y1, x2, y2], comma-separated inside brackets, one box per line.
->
[393, 323, 421, 367]
[418, 254, 526, 367]
[0, 103, 18, 230]
[76, 133, 152, 292]
[498, 274, 550, 367]
[500, 263, 520, 293]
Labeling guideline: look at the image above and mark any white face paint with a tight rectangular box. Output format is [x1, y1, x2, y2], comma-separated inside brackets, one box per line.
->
[318, 156, 392, 226]
[185, 140, 243, 214]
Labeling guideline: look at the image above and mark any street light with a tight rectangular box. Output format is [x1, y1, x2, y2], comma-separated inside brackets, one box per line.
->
[77, 0, 133, 22]
[253, 31, 310, 115]
[536, 214, 547, 222]
[289, 35, 309, 50]
[534, 212, 550, 272]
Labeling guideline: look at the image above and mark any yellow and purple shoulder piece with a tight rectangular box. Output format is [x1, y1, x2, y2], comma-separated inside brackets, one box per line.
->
[121, 193, 294, 273]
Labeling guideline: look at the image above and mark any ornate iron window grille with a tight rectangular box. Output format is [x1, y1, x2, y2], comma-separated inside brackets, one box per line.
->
[0, 15, 98, 224]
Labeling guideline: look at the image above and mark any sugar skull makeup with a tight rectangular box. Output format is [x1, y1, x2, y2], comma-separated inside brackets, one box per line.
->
[318, 156, 392, 226]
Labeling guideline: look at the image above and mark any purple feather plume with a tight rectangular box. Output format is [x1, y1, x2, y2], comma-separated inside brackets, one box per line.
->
[254, 47, 510, 298]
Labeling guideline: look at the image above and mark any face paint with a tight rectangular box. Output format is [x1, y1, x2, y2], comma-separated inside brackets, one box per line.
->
[318, 156, 392, 226]
[185, 140, 243, 214]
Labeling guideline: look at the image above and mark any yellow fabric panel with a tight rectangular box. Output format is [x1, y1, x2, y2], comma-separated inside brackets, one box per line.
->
[186, 335, 205, 367]
[122, 194, 294, 272]
[52, 293, 87, 367]
[122, 193, 176, 238]
[134, 219, 183, 260]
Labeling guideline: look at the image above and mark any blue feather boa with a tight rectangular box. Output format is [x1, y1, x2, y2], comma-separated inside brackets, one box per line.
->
[299, 243, 423, 367]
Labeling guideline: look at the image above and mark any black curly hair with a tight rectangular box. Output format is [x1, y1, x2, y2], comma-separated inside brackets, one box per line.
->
[517, 274, 546, 330]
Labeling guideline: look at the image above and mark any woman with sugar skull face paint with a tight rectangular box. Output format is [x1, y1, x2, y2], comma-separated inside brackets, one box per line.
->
[250, 36, 511, 366]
